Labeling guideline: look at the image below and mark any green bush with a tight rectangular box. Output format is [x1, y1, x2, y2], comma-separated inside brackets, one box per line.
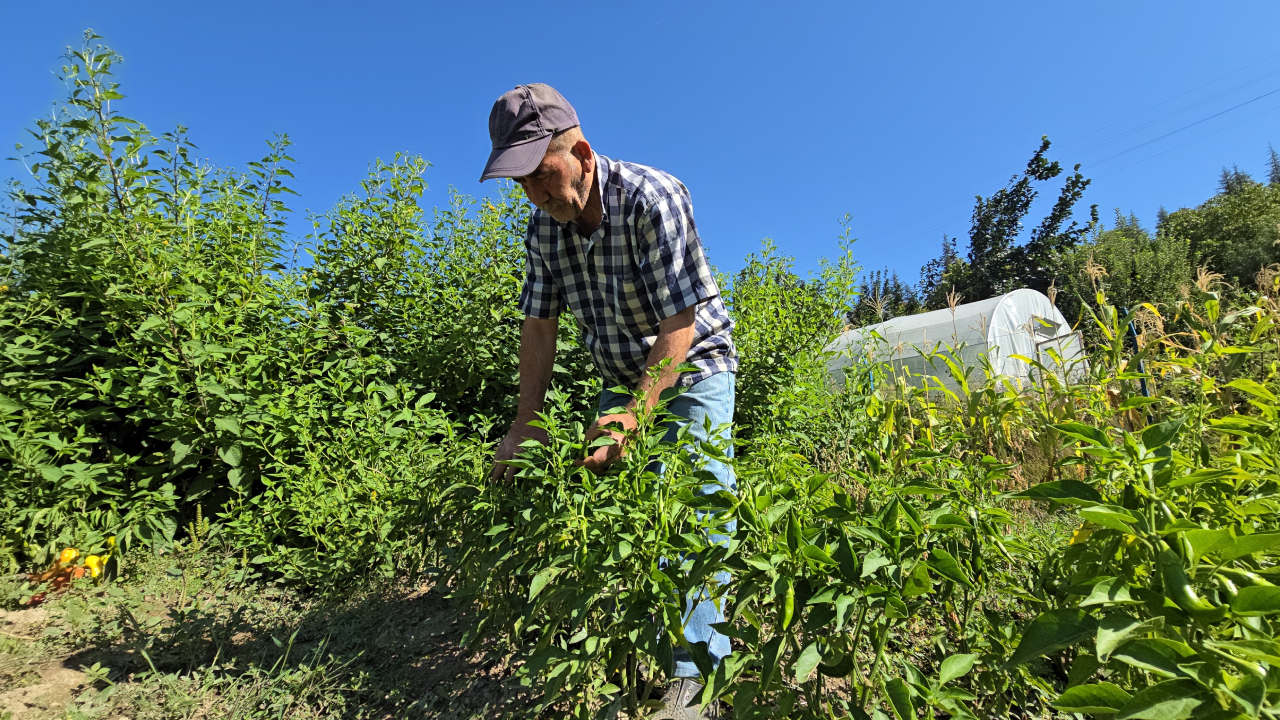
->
[0, 37, 528, 582]
[723, 232, 858, 447]
[1056, 211, 1195, 329]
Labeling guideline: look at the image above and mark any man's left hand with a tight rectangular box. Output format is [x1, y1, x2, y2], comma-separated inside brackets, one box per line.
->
[576, 412, 637, 475]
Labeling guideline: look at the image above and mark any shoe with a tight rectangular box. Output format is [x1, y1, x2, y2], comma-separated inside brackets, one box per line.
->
[651, 678, 718, 719]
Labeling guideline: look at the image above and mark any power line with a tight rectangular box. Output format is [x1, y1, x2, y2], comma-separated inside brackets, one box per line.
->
[1088, 86, 1280, 167]
[1052, 50, 1280, 152]
[851, 74, 1280, 271]
[849, 53, 1280, 240]
[1094, 101, 1280, 180]
[857, 82, 1280, 249]
[1058, 65, 1280, 162]
[853, 99, 1280, 273]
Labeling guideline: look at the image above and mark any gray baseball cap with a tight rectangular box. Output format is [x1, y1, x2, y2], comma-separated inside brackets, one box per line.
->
[480, 83, 580, 181]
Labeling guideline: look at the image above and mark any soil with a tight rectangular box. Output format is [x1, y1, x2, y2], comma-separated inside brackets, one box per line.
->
[0, 660, 90, 719]
[1, 578, 528, 719]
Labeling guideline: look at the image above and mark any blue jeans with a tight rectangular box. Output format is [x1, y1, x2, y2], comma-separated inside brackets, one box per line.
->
[597, 371, 736, 679]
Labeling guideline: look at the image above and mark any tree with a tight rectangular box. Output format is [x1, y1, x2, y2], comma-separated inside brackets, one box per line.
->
[918, 235, 959, 309]
[1164, 162, 1280, 288]
[918, 137, 1098, 309]
[850, 268, 922, 327]
[1268, 144, 1280, 186]
[1057, 209, 1193, 328]
[1218, 164, 1255, 195]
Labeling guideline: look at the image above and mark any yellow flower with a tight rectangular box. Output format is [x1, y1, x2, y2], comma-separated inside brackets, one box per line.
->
[371, 491, 377, 501]
[59, 547, 79, 565]
[1069, 526, 1094, 545]
[84, 555, 104, 578]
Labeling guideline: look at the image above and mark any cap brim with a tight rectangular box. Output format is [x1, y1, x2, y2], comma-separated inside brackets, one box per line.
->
[479, 134, 553, 181]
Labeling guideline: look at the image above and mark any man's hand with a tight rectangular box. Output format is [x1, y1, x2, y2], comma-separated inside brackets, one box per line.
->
[491, 420, 549, 485]
[575, 413, 637, 476]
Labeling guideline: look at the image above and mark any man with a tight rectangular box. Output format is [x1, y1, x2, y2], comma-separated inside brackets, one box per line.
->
[482, 83, 736, 719]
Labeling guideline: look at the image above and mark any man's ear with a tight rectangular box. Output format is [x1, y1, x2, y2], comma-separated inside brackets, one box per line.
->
[572, 138, 594, 172]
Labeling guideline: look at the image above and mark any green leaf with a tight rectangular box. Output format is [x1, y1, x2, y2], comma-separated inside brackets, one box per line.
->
[1003, 609, 1098, 669]
[1078, 504, 1137, 533]
[794, 641, 822, 682]
[926, 548, 973, 588]
[171, 438, 192, 465]
[1079, 577, 1137, 607]
[800, 545, 837, 566]
[1003, 480, 1101, 506]
[885, 594, 908, 620]
[1141, 416, 1186, 450]
[757, 636, 785, 693]
[1231, 586, 1280, 616]
[1183, 529, 1231, 561]
[1096, 614, 1164, 662]
[862, 550, 892, 578]
[1220, 532, 1280, 560]
[1168, 468, 1236, 488]
[1114, 679, 1208, 720]
[902, 561, 932, 598]
[763, 502, 792, 530]
[897, 483, 949, 495]
[604, 540, 634, 566]
[1205, 639, 1280, 665]
[1053, 682, 1132, 714]
[683, 489, 738, 511]
[1051, 421, 1111, 446]
[137, 314, 165, 332]
[1118, 396, 1161, 411]
[938, 653, 978, 685]
[1225, 377, 1276, 403]
[528, 567, 560, 601]
[213, 416, 242, 437]
[217, 444, 242, 468]
[1112, 638, 1195, 678]
[928, 513, 973, 530]
[881, 677, 916, 720]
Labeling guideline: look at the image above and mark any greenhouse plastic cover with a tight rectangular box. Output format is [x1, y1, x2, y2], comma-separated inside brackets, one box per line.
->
[825, 288, 1086, 390]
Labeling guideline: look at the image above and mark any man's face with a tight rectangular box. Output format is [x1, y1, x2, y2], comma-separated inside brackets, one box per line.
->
[513, 145, 592, 223]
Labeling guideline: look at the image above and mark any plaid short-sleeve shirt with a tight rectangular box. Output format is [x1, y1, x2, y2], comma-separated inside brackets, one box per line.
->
[517, 154, 737, 390]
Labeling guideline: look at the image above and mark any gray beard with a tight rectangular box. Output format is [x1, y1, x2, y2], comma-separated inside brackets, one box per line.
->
[548, 164, 592, 223]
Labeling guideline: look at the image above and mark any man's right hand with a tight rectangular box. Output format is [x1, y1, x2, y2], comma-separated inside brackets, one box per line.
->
[491, 420, 549, 485]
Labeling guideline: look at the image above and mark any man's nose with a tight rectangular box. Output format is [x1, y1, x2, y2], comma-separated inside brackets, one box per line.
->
[525, 181, 548, 206]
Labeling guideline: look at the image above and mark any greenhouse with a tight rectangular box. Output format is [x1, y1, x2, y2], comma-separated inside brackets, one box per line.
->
[825, 288, 1087, 390]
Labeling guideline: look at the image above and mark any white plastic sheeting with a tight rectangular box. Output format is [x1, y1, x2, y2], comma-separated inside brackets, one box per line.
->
[825, 288, 1086, 390]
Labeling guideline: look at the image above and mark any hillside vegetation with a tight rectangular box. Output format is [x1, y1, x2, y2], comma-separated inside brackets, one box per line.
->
[6, 36, 1280, 720]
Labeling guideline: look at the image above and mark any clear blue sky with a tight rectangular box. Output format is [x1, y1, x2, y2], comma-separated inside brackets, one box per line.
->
[3, 1, 1279, 282]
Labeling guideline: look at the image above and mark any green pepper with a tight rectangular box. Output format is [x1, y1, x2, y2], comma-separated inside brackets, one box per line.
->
[780, 577, 796, 631]
[1157, 547, 1227, 623]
